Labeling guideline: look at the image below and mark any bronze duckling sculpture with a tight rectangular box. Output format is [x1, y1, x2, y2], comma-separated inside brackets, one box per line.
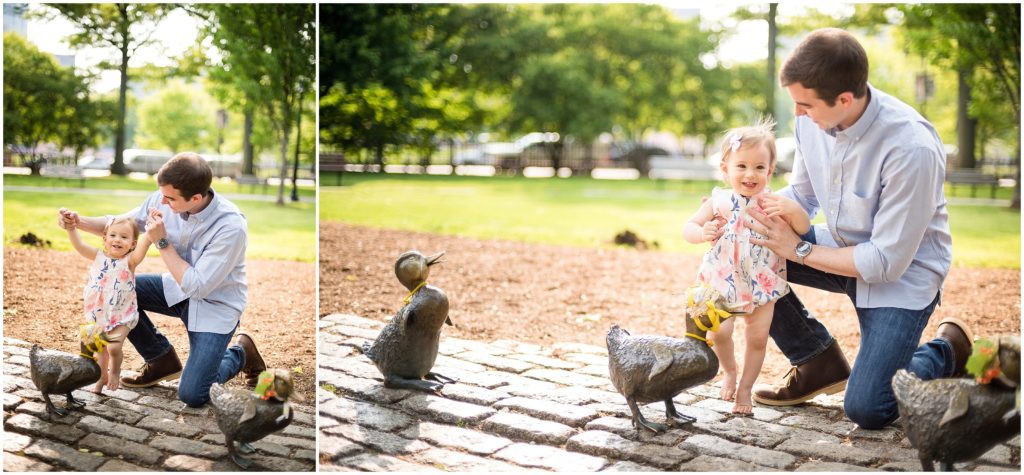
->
[606, 286, 740, 433]
[362, 250, 454, 393]
[892, 334, 1020, 472]
[29, 323, 108, 416]
[210, 368, 304, 469]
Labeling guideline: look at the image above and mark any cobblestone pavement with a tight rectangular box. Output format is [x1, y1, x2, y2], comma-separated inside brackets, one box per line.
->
[319, 313, 1021, 472]
[3, 337, 315, 472]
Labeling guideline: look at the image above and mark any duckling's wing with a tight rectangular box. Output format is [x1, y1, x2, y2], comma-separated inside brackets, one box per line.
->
[54, 358, 77, 387]
[648, 345, 674, 381]
[939, 386, 970, 428]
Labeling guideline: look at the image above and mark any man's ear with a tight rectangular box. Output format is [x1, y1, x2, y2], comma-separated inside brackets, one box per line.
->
[837, 91, 855, 107]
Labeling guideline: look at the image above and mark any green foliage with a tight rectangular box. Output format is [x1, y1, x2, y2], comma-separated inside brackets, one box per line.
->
[2, 33, 111, 162]
[135, 79, 219, 153]
[321, 173, 1019, 269]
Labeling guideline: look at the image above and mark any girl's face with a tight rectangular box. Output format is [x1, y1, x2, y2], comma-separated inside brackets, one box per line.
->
[721, 142, 774, 197]
[104, 222, 137, 258]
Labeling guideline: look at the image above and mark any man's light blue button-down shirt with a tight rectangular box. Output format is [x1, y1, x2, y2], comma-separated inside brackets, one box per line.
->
[779, 85, 952, 310]
[129, 189, 248, 333]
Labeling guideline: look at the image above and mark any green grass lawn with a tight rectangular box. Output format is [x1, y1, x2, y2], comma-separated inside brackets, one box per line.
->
[4, 190, 315, 262]
[4, 173, 316, 199]
[321, 173, 1020, 269]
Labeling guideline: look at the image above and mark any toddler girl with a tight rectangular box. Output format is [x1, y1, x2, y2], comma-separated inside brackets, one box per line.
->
[682, 118, 810, 414]
[64, 211, 151, 392]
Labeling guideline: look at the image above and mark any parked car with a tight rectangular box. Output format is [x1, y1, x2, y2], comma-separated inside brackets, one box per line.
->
[77, 155, 113, 170]
[123, 149, 174, 174]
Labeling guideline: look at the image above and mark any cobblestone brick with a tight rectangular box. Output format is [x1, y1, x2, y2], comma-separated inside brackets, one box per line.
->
[568, 430, 693, 469]
[774, 437, 882, 465]
[522, 368, 610, 388]
[693, 398, 785, 421]
[334, 324, 385, 340]
[972, 464, 1020, 472]
[482, 410, 577, 445]
[456, 351, 537, 373]
[324, 423, 432, 455]
[4, 452, 54, 472]
[492, 339, 548, 354]
[76, 415, 150, 443]
[400, 421, 512, 455]
[102, 387, 142, 402]
[136, 415, 202, 437]
[496, 374, 563, 397]
[432, 367, 511, 389]
[262, 434, 316, 450]
[78, 433, 163, 465]
[577, 365, 611, 378]
[438, 382, 509, 406]
[79, 400, 144, 424]
[250, 440, 290, 457]
[412, 447, 527, 471]
[977, 443, 1016, 466]
[294, 448, 317, 461]
[319, 434, 364, 461]
[678, 454, 771, 471]
[397, 393, 496, 425]
[584, 416, 689, 446]
[777, 414, 857, 437]
[5, 413, 86, 444]
[248, 454, 315, 472]
[4, 344, 31, 355]
[320, 368, 412, 404]
[161, 454, 236, 472]
[23, 439, 104, 471]
[562, 352, 609, 366]
[536, 386, 621, 406]
[551, 342, 607, 355]
[879, 460, 926, 471]
[441, 337, 512, 356]
[8, 354, 30, 366]
[4, 430, 33, 452]
[434, 354, 489, 373]
[98, 459, 155, 471]
[693, 415, 838, 448]
[602, 460, 662, 471]
[507, 353, 583, 370]
[495, 441, 608, 471]
[336, 452, 443, 471]
[320, 355, 383, 380]
[320, 395, 414, 431]
[796, 461, 873, 471]
[842, 439, 922, 465]
[282, 422, 317, 439]
[150, 435, 228, 458]
[679, 434, 797, 469]
[322, 313, 384, 329]
[493, 396, 599, 427]
[846, 425, 903, 442]
[4, 392, 23, 411]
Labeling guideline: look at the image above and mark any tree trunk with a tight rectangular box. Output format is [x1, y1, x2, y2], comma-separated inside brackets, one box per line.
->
[766, 3, 778, 118]
[277, 101, 292, 206]
[112, 32, 130, 176]
[449, 138, 456, 175]
[956, 68, 977, 169]
[1012, 140, 1020, 209]
[291, 97, 302, 202]
[375, 142, 384, 173]
[242, 107, 254, 175]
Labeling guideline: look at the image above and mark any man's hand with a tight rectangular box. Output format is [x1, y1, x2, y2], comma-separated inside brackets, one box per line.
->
[759, 194, 800, 220]
[57, 208, 80, 230]
[146, 207, 167, 242]
[748, 206, 800, 260]
[702, 216, 726, 242]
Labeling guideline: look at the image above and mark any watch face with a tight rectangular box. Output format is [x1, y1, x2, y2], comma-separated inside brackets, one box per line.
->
[797, 241, 812, 256]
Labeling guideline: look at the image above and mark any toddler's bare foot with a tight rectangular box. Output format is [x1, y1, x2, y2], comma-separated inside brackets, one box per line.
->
[719, 372, 737, 401]
[732, 388, 753, 416]
[92, 378, 106, 394]
[107, 371, 121, 391]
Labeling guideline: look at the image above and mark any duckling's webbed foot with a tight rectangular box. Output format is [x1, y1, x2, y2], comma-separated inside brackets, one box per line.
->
[226, 438, 254, 469]
[627, 398, 667, 433]
[66, 392, 86, 410]
[426, 372, 456, 384]
[384, 374, 444, 393]
[239, 441, 256, 454]
[43, 394, 69, 417]
[665, 399, 696, 426]
[937, 461, 956, 472]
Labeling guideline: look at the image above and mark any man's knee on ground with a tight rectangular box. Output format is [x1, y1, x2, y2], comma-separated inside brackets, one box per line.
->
[178, 386, 210, 408]
[844, 397, 896, 430]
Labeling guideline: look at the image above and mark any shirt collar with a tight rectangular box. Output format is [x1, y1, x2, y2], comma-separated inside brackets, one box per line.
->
[836, 84, 880, 142]
[181, 188, 218, 222]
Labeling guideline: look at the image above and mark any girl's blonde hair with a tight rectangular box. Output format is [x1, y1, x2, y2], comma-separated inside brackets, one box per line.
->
[104, 216, 140, 240]
[719, 115, 778, 170]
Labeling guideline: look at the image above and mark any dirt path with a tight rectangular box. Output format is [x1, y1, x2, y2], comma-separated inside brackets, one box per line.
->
[321, 223, 1020, 381]
[3, 247, 316, 398]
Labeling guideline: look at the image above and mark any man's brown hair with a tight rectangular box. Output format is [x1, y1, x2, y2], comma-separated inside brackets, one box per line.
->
[157, 152, 213, 199]
[779, 28, 869, 106]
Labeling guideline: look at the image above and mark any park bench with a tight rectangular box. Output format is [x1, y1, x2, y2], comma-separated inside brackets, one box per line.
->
[647, 155, 720, 187]
[946, 169, 1000, 199]
[40, 164, 85, 187]
[236, 174, 268, 194]
[319, 153, 347, 185]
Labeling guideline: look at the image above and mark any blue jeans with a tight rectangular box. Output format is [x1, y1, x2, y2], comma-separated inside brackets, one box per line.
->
[128, 274, 246, 407]
[770, 233, 954, 429]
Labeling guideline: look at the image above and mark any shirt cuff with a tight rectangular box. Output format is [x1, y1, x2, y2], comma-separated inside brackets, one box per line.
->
[162, 272, 187, 306]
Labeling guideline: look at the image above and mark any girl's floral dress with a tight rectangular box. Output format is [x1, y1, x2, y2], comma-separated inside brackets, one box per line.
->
[84, 252, 139, 332]
[696, 187, 790, 314]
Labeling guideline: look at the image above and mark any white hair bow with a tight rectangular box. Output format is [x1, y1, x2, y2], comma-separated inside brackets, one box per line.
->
[728, 133, 743, 152]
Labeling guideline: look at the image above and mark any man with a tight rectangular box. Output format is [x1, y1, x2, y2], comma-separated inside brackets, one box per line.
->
[748, 28, 972, 429]
[59, 152, 266, 407]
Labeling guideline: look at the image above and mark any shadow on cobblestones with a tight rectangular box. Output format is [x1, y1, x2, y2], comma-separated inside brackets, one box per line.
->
[3, 337, 315, 472]
[318, 313, 1021, 472]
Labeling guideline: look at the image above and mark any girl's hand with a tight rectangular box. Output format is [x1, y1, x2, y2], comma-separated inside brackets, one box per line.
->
[760, 194, 799, 220]
[57, 208, 79, 230]
[702, 216, 726, 242]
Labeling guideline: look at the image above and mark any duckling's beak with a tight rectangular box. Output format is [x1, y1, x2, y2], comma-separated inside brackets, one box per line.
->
[426, 251, 445, 266]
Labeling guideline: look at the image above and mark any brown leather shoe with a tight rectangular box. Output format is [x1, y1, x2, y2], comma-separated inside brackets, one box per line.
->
[236, 332, 266, 387]
[753, 340, 851, 406]
[121, 347, 183, 388]
[936, 317, 974, 378]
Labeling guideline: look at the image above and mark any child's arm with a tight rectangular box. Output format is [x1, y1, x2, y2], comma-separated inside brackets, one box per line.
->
[760, 194, 811, 235]
[67, 227, 99, 260]
[128, 232, 152, 270]
[683, 198, 724, 244]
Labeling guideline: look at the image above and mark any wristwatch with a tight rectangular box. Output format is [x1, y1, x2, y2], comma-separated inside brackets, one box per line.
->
[795, 241, 813, 265]
[156, 238, 169, 250]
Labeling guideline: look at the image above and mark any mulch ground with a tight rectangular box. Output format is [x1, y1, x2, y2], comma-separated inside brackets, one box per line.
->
[3, 246, 316, 398]
[321, 222, 1021, 382]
